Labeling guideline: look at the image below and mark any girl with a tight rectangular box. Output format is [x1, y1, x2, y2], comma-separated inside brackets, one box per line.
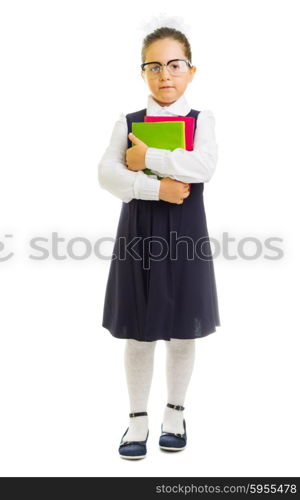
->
[98, 25, 220, 459]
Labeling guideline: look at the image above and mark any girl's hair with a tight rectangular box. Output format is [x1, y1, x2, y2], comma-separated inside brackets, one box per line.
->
[141, 26, 192, 64]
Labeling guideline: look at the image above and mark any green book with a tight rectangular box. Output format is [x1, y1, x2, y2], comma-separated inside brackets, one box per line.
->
[131, 121, 186, 179]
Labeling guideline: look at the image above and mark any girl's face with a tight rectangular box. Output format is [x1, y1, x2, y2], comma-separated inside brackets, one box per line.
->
[141, 38, 196, 107]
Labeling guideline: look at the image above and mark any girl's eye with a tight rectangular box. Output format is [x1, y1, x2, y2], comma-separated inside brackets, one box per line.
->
[170, 63, 180, 70]
[150, 65, 160, 72]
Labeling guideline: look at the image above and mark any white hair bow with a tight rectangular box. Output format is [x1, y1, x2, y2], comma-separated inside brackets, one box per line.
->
[138, 12, 192, 39]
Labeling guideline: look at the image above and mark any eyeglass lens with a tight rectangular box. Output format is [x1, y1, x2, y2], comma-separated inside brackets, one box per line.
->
[144, 60, 189, 77]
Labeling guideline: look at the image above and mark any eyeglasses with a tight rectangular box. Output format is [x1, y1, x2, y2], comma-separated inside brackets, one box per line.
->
[141, 59, 192, 78]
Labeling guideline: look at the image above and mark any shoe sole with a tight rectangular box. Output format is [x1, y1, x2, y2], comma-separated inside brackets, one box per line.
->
[159, 445, 186, 451]
[119, 454, 146, 459]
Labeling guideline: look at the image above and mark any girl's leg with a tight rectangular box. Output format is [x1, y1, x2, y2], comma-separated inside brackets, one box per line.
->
[124, 338, 157, 441]
[162, 338, 196, 434]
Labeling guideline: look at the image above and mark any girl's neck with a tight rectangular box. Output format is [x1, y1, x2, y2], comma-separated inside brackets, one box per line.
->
[152, 95, 177, 107]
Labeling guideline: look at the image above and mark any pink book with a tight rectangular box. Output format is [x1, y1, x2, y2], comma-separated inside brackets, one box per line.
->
[144, 116, 195, 151]
[144, 115, 196, 192]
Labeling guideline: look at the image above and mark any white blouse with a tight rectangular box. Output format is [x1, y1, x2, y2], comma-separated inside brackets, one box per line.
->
[98, 93, 218, 203]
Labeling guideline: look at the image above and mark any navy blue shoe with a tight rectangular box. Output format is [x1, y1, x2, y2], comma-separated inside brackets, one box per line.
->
[118, 411, 149, 460]
[159, 403, 187, 451]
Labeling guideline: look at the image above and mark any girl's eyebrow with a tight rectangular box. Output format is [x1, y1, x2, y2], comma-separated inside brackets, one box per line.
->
[144, 58, 182, 64]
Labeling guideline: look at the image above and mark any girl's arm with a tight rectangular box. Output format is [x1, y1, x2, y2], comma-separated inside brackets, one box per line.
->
[144, 110, 218, 184]
[98, 113, 161, 203]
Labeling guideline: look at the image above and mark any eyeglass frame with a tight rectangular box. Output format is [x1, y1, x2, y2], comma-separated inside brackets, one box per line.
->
[141, 58, 193, 75]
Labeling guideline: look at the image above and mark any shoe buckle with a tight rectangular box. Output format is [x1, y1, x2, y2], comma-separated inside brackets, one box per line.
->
[162, 431, 184, 438]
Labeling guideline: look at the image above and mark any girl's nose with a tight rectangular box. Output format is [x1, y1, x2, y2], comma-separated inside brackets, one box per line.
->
[160, 65, 171, 79]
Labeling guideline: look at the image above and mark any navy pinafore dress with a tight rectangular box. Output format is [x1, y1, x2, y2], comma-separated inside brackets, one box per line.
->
[102, 107, 221, 341]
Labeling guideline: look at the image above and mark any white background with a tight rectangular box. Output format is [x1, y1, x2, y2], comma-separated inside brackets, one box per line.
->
[0, 0, 299, 477]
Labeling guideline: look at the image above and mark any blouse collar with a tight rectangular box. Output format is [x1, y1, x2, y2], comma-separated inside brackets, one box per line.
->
[146, 93, 191, 116]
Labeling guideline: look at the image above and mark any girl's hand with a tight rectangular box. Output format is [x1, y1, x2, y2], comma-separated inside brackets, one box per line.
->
[125, 133, 148, 171]
[159, 177, 191, 205]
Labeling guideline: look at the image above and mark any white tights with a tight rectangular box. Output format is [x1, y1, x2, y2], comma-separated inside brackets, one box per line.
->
[123, 338, 195, 441]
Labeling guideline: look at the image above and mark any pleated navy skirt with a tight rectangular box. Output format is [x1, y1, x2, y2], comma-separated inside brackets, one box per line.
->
[101, 108, 221, 342]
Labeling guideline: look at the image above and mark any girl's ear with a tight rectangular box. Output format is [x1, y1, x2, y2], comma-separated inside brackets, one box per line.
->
[189, 66, 197, 81]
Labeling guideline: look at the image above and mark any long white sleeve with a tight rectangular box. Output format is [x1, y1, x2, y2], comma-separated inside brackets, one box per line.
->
[98, 113, 161, 203]
[144, 110, 218, 183]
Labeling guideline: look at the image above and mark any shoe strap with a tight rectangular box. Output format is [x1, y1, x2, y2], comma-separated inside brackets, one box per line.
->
[129, 411, 148, 417]
[167, 403, 185, 411]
